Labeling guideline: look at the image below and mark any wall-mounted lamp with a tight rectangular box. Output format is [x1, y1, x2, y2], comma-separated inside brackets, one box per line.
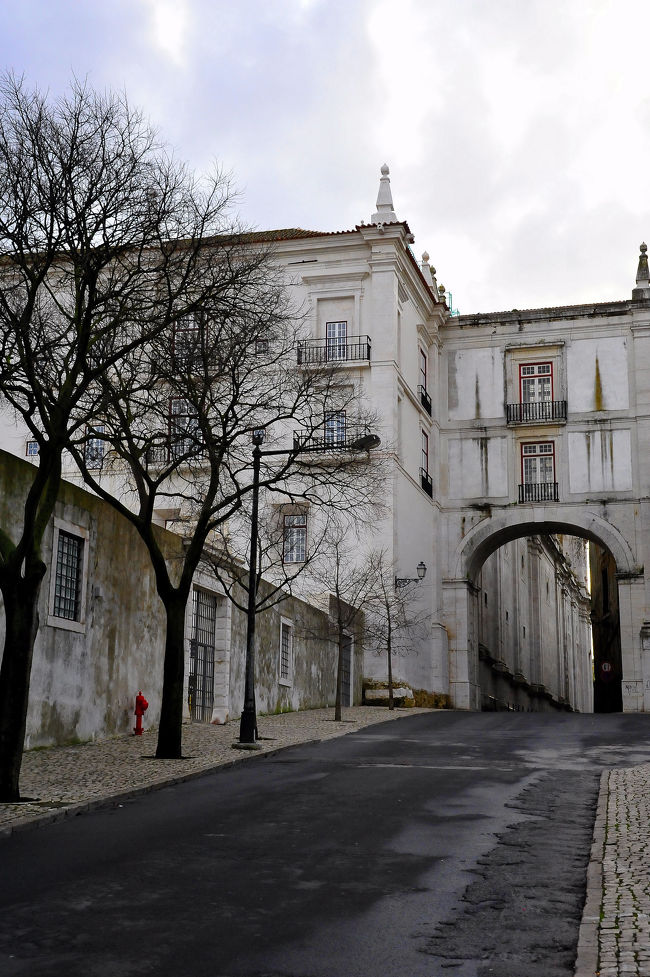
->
[395, 561, 427, 589]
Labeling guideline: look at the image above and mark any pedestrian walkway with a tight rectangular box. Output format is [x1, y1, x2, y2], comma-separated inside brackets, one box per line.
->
[0, 706, 432, 836]
[576, 764, 650, 977]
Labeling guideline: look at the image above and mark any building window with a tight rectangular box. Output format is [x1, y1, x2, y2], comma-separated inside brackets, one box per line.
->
[170, 398, 200, 459]
[324, 410, 346, 446]
[419, 348, 428, 391]
[283, 513, 307, 563]
[418, 348, 432, 415]
[522, 441, 554, 483]
[189, 588, 217, 723]
[520, 441, 557, 502]
[520, 363, 553, 404]
[255, 337, 269, 354]
[173, 315, 202, 370]
[25, 440, 39, 457]
[53, 531, 84, 621]
[420, 430, 433, 497]
[326, 321, 347, 361]
[279, 619, 293, 686]
[84, 424, 106, 468]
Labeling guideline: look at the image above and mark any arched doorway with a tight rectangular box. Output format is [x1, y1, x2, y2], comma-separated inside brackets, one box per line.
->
[442, 506, 644, 713]
[476, 533, 596, 713]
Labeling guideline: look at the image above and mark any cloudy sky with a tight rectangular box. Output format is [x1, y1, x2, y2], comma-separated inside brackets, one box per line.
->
[2, 0, 649, 313]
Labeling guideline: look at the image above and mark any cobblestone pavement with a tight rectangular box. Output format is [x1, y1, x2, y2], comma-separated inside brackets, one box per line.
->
[0, 706, 432, 835]
[576, 764, 650, 977]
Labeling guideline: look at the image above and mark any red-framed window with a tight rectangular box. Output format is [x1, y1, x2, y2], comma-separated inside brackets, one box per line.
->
[519, 363, 553, 404]
[521, 441, 555, 485]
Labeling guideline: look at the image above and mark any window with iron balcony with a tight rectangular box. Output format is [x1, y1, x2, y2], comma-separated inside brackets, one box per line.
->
[297, 320, 371, 365]
[518, 441, 559, 502]
[507, 362, 567, 424]
[420, 431, 433, 497]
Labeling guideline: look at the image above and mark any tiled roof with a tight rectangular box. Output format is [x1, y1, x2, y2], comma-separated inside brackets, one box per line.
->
[454, 299, 632, 324]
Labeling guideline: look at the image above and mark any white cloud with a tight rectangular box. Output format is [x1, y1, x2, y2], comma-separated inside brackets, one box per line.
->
[140, 0, 190, 67]
[3, 0, 650, 311]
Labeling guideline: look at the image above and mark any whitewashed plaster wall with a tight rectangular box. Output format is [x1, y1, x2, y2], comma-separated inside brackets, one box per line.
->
[447, 347, 504, 421]
[446, 436, 509, 500]
[568, 429, 633, 493]
[567, 337, 629, 412]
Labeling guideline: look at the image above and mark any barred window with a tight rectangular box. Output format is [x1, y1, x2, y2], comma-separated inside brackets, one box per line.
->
[84, 424, 106, 468]
[53, 531, 84, 621]
[283, 514, 307, 563]
[280, 620, 293, 685]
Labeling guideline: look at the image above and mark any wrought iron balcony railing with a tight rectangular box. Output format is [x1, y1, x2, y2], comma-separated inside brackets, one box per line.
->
[418, 384, 432, 416]
[420, 467, 433, 497]
[292, 428, 375, 453]
[506, 401, 567, 424]
[518, 482, 559, 503]
[145, 438, 205, 466]
[297, 335, 371, 365]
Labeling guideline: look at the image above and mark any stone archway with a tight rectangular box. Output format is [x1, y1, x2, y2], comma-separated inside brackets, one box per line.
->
[442, 504, 646, 713]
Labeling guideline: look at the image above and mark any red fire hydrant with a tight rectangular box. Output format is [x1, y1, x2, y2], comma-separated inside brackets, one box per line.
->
[134, 691, 148, 736]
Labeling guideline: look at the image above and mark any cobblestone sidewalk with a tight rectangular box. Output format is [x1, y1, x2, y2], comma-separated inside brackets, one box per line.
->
[575, 764, 650, 977]
[0, 706, 433, 836]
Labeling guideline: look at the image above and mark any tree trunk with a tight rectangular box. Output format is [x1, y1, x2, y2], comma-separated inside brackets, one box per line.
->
[0, 570, 45, 801]
[388, 632, 395, 709]
[334, 624, 344, 722]
[155, 592, 188, 759]
[387, 618, 394, 710]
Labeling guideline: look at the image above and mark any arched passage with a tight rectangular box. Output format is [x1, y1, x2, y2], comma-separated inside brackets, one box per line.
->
[442, 505, 646, 713]
[453, 507, 638, 583]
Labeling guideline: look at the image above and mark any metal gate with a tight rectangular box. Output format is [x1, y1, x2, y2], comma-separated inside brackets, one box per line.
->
[341, 634, 352, 707]
[188, 589, 216, 722]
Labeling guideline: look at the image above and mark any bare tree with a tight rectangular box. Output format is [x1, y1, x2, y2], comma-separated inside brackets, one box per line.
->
[71, 268, 384, 757]
[363, 551, 428, 710]
[301, 526, 384, 721]
[0, 75, 242, 799]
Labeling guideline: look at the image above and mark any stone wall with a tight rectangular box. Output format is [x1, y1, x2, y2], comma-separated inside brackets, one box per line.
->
[0, 451, 355, 747]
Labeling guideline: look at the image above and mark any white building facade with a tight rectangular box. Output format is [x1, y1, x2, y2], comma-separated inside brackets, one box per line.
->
[7, 165, 650, 719]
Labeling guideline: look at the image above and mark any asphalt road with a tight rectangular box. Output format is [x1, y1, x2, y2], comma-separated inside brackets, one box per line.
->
[3, 711, 650, 977]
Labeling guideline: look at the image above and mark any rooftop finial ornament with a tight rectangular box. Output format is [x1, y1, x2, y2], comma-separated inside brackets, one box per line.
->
[633, 242, 650, 301]
[371, 163, 398, 224]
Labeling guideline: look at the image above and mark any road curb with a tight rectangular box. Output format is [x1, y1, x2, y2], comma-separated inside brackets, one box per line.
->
[574, 769, 608, 977]
[0, 737, 323, 839]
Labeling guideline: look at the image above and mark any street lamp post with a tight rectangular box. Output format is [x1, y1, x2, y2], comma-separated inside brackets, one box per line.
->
[239, 432, 264, 745]
[238, 430, 380, 745]
[395, 561, 427, 589]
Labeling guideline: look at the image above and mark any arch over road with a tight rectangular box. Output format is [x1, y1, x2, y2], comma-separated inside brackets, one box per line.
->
[452, 504, 640, 582]
[442, 502, 646, 714]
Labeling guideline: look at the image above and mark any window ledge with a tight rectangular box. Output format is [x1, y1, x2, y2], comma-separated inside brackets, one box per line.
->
[47, 614, 86, 634]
